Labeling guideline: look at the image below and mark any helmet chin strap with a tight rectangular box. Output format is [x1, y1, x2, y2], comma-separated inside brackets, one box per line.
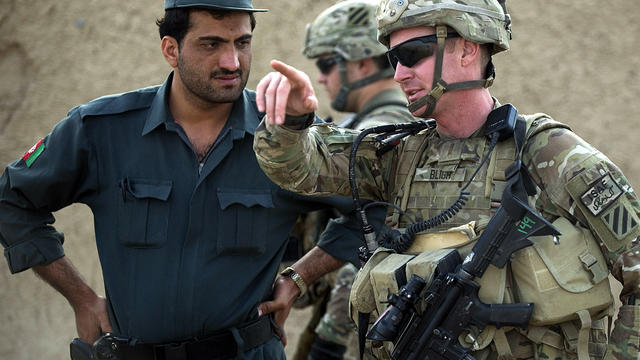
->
[407, 26, 495, 118]
[331, 58, 395, 112]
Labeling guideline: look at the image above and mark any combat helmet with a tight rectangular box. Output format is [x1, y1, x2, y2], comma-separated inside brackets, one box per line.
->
[376, 0, 512, 117]
[303, 0, 395, 112]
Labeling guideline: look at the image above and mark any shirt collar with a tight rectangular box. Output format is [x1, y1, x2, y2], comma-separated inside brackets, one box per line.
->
[142, 73, 174, 136]
[142, 72, 263, 138]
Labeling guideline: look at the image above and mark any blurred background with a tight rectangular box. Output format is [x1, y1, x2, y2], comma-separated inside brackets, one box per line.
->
[0, 0, 638, 358]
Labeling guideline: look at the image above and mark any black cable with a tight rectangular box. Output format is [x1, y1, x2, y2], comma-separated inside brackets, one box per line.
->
[378, 132, 501, 252]
[363, 201, 417, 225]
[348, 121, 433, 255]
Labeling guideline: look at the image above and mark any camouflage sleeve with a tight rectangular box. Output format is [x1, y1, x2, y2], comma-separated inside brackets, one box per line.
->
[253, 117, 393, 201]
[354, 109, 417, 130]
[522, 126, 640, 358]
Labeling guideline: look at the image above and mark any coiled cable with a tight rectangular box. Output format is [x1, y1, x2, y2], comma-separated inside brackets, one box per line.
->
[377, 131, 501, 252]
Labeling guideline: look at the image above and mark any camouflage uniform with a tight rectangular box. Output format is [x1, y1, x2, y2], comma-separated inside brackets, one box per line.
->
[311, 89, 413, 360]
[256, 1, 640, 359]
[299, 2, 416, 359]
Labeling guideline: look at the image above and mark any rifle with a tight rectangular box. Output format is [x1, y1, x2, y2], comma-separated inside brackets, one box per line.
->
[366, 158, 561, 360]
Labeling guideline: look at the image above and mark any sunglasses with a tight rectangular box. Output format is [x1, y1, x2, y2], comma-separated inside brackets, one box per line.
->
[315, 55, 341, 75]
[386, 33, 460, 69]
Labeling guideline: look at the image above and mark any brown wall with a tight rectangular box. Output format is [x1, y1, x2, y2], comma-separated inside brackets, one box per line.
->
[0, 1, 638, 358]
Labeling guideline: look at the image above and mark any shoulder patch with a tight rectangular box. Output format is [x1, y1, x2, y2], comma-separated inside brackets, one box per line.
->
[580, 173, 623, 216]
[22, 139, 45, 167]
[602, 203, 639, 239]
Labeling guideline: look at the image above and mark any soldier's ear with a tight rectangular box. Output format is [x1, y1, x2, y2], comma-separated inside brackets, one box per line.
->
[161, 36, 180, 68]
[460, 39, 480, 67]
[358, 57, 374, 76]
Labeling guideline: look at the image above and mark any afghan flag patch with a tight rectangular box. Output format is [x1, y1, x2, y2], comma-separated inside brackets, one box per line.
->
[22, 139, 45, 167]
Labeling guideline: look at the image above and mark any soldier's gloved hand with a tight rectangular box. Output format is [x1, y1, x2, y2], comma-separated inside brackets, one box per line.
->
[256, 60, 318, 126]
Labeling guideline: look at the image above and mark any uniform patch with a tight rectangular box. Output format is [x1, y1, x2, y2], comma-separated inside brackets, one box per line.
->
[580, 173, 623, 216]
[414, 167, 467, 182]
[22, 139, 45, 167]
[348, 6, 370, 26]
[602, 203, 639, 239]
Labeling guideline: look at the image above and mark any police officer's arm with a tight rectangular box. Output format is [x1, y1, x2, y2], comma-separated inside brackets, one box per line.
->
[523, 127, 640, 358]
[257, 246, 344, 347]
[33, 257, 112, 343]
[0, 108, 110, 343]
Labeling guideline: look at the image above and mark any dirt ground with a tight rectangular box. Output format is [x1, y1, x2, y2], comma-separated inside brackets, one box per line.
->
[0, 1, 638, 359]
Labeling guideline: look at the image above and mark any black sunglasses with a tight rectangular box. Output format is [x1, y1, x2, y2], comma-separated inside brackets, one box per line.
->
[386, 33, 460, 69]
[315, 55, 341, 75]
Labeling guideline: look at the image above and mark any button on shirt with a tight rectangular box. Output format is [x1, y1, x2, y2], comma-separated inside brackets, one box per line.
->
[0, 73, 362, 343]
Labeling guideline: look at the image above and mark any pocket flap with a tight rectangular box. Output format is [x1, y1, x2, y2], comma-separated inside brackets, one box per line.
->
[217, 188, 274, 210]
[530, 217, 606, 293]
[126, 178, 172, 200]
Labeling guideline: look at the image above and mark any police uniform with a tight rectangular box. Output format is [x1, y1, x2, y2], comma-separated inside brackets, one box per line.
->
[0, 65, 368, 360]
[0, 1, 367, 357]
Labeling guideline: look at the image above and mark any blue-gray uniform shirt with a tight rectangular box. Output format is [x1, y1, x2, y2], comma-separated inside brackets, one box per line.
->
[0, 73, 363, 345]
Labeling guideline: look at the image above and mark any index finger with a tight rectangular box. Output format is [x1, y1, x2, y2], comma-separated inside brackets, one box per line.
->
[270, 59, 307, 87]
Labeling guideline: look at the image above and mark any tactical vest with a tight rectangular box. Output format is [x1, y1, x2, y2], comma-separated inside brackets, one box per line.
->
[351, 114, 614, 359]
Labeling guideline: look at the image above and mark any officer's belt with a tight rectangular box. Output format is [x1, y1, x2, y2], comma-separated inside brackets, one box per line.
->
[117, 315, 274, 360]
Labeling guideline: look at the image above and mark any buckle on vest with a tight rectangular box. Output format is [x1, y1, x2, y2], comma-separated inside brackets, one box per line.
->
[578, 250, 608, 284]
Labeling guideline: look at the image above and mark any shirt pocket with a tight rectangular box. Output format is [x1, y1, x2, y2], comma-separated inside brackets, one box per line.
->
[117, 177, 172, 248]
[216, 188, 274, 256]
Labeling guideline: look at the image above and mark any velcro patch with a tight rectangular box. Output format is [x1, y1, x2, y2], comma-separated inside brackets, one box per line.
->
[414, 167, 467, 182]
[580, 173, 623, 216]
[22, 139, 45, 167]
[602, 203, 639, 239]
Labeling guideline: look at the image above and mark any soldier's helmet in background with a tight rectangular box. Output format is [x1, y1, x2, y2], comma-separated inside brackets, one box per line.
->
[303, 0, 387, 60]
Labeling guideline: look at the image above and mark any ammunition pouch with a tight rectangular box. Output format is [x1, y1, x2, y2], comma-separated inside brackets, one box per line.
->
[350, 218, 614, 356]
[510, 217, 614, 326]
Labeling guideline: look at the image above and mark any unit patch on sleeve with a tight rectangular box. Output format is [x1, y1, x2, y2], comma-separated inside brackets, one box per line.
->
[602, 203, 639, 239]
[22, 139, 45, 167]
[580, 173, 623, 216]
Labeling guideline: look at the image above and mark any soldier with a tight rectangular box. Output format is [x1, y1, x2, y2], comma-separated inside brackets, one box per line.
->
[253, 0, 640, 359]
[294, 1, 415, 359]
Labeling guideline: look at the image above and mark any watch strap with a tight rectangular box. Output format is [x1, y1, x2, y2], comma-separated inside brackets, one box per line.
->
[280, 266, 308, 298]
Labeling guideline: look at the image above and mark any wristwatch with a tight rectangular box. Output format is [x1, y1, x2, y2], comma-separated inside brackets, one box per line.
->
[280, 266, 308, 298]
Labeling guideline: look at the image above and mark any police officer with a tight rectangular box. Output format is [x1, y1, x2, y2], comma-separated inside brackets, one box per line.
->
[0, 1, 368, 359]
[295, 1, 415, 359]
[253, 0, 640, 359]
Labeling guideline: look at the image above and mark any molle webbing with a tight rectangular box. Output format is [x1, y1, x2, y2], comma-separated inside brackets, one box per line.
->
[389, 114, 567, 231]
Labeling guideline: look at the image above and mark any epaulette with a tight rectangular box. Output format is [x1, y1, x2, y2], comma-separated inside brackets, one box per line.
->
[71, 85, 160, 121]
[524, 113, 571, 139]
